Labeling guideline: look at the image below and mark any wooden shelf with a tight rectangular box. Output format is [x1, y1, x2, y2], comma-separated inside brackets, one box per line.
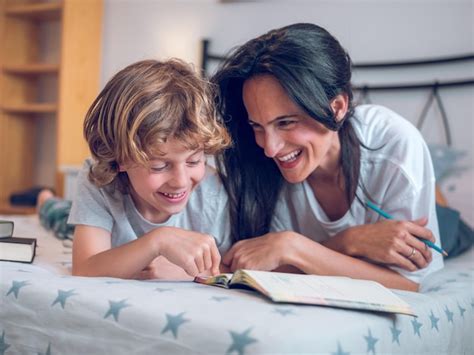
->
[0, 202, 36, 215]
[3, 63, 59, 75]
[1, 103, 58, 114]
[5, 2, 62, 21]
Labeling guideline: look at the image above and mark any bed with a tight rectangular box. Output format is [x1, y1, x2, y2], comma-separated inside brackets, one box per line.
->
[1, 214, 473, 354]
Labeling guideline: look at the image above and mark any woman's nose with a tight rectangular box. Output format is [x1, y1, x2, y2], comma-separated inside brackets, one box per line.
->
[263, 131, 284, 158]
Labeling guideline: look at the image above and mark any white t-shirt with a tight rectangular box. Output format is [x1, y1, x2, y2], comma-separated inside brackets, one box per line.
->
[68, 159, 232, 254]
[271, 105, 444, 283]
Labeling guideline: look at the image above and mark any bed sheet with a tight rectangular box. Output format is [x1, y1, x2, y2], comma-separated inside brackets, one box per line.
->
[1, 215, 473, 354]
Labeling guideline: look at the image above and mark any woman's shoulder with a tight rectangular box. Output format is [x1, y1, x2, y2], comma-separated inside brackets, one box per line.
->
[353, 105, 421, 141]
[353, 104, 426, 154]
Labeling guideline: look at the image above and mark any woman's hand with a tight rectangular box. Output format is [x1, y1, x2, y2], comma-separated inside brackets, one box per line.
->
[222, 231, 294, 271]
[153, 226, 221, 277]
[331, 218, 434, 271]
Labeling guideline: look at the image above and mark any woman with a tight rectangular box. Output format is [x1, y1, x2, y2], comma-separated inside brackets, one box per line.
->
[213, 23, 443, 291]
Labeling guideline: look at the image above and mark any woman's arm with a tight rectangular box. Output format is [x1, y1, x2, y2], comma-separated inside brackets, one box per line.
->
[72, 225, 221, 279]
[223, 231, 419, 291]
[321, 219, 433, 271]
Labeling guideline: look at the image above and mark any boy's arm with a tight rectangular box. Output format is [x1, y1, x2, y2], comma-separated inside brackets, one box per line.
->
[72, 225, 221, 279]
[72, 225, 160, 279]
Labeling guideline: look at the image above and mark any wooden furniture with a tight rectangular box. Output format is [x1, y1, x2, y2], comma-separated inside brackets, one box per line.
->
[0, 0, 103, 214]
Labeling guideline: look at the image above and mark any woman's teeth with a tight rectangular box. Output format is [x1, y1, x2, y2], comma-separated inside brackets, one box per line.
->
[278, 149, 302, 162]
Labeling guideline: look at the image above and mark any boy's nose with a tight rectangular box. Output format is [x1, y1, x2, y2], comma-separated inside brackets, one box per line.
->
[169, 166, 188, 188]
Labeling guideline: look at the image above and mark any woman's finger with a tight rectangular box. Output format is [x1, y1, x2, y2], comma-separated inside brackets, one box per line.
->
[393, 251, 418, 271]
[222, 246, 236, 266]
[406, 221, 436, 242]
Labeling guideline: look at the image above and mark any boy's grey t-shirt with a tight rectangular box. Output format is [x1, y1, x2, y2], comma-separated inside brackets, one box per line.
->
[68, 159, 231, 254]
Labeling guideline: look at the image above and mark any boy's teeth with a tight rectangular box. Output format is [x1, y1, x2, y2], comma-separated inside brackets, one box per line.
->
[278, 150, 301, 162]
[162, 191, 185, 198]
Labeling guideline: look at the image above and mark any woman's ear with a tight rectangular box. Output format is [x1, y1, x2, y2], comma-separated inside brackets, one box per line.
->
[330, 93, 349, 122]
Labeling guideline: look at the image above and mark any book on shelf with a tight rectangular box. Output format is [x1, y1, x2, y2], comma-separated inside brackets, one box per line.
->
[195, 269, 415, 316]
[0, 220, 37, 263]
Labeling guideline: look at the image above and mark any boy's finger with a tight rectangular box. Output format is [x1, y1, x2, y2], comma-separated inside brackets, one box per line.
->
[203, 248, 212, 271]
[194, 252, 205, 274]
[210, 245, 221, 275]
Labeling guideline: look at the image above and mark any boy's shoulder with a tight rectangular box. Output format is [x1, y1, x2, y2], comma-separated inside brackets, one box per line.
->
[193, 165, 226, 198]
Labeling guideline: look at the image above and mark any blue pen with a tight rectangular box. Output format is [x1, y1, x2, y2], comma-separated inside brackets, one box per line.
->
[365, 200, 448, 256]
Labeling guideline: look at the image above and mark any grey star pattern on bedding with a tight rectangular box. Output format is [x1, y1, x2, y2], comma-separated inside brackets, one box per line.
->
[332, 342, 350, 355]
[51, 289, 77, 309]
[211, 296, 230, 302]
[154, 287, 173, 292]
[0, 331, 10, 355]
[274, 307, 294, 316]
[1, 265, 473, 354]
[429, 310, 440, 331]
[411, 318, 423, 337]
[104, 299, 130, 321]
[6, 280, 29, 298]
[445, 306, 454, 323]
[390, 323, 402, 345]
[227, 327, 257, 355]
[457, 303, 466, 317]
[161, 312, 190, 339]
[37, 343, 51, 355]
[364, 328, 378, 354]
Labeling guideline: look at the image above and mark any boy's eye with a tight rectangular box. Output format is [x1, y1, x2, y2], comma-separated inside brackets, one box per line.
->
[150, 164, 168, 172]
[187, 159, 202, 166]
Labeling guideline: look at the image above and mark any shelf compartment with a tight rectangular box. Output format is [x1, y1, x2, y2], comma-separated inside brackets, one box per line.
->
[3, 63, 59, 75]
[1, 103, 58, 114]
[0, 202, 36, 215]
[5, 2, 62, 21]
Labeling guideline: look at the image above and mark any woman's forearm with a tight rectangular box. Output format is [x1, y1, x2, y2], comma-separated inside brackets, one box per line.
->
[285, 232, 419, 291]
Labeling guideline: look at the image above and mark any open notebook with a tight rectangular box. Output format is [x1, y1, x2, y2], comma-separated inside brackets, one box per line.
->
[195, 269, 415, 316]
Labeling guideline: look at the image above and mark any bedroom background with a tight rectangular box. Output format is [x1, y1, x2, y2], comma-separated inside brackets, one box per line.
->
[3, 0, 473, 224]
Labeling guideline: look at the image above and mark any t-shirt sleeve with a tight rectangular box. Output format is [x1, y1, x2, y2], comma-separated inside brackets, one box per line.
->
[67, 160, 115, 232]
[376, 148, 444, 283]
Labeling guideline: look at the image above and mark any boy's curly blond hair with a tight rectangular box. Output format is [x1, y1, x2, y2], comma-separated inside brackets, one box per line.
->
[83, 59, 231, 190]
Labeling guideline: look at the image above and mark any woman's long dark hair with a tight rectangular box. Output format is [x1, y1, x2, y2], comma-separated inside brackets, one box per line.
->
[212, 23, 362, 242]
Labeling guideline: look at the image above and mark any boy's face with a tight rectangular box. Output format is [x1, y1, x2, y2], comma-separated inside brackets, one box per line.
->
[120, 138, 206, 223]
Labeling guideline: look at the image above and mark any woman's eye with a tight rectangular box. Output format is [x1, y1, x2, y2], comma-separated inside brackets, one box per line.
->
[278, 120, 296, 128]
[249, 122, 262, 131]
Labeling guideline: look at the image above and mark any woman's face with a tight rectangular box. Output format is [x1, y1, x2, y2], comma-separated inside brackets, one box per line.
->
[242, 74, 343, 183]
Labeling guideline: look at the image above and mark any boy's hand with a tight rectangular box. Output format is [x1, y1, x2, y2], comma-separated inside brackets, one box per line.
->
[153, 227, 221, 277]
[135, 256, 194, 281]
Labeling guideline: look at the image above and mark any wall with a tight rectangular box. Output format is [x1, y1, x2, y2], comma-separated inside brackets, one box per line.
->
[100, 0, 473, 161]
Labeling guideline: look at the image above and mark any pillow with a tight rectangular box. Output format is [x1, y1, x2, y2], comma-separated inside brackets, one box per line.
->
[428, 144, 469, 182]
[438, 167, 474, 229]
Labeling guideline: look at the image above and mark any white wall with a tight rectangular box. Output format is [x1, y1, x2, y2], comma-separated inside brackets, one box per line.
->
[101, 0, 473, 162]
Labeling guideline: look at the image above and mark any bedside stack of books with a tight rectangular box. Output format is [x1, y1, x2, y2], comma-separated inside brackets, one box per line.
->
[0, 220, 37, 263]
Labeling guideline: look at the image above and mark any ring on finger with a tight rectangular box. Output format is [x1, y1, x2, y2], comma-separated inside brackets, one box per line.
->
[408, 247, 416, 258]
